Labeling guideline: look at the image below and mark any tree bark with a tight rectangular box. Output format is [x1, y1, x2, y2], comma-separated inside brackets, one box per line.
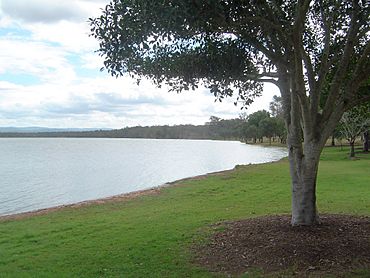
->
[289, 141, 321, 226]
[350, 141, 355, 158]
[331, 134, 335, 146]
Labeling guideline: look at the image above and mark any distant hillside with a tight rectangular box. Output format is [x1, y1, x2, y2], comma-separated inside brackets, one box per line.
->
[0, 127, 112, 133]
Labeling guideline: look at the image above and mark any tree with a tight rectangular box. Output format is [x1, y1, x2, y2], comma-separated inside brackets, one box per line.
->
[247, 110, 270, 142]
[275, 117, 287, 144]
[90, 1, 370, 225]
[259, 117, 278, 144]
[208, 116, 221, 125]
[269, 95, 286, 143]
[339, 104, 370, 158]
[269, 95, 284, 119]
[243, 124, 258, 143]
[207, 116, 244, 139]
[330, 126, 342, 146]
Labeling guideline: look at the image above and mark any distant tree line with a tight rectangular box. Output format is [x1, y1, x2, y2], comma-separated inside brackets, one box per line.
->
[3, 94, 366, 151]
[0, 122, 245, 140]
[0, 96, 287, 143]
[241, 95, 286, 144]
[0, 125, 209, 140]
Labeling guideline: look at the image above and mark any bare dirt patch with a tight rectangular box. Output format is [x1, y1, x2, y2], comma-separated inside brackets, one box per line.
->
[193, 214, 370, 277]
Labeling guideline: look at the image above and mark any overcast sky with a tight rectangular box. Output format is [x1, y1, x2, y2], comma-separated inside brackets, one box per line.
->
[0, 0, 279, 129]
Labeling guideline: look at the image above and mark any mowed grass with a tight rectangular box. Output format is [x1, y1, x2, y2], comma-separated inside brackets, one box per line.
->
[0, 147, 369, 277]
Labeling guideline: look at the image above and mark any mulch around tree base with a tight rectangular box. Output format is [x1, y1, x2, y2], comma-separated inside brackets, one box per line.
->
[193, 214, 370, 277]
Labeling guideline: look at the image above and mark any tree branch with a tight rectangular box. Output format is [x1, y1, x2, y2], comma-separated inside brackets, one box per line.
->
[346, 93, 370, 111]
[246, 36, 284, 65]
[240, 16, 288, 43]
[291, 1, 313, 135]
[244, 72, 279, 86]
[311, 1, 332, 122]
[294, 0, 311, 32]
[246, 72, 279, 78]
[322, 3, 361, 124]
[346, 41, 370, 97]
[259, 1, 291, 47]
[258, 79, 279, 86]
[300, 45, 315, 94]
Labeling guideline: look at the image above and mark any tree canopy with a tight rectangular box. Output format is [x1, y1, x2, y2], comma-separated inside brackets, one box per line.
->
[338, 103, 370, 157]
[90, 1, 370, 225]
[90, 1, 369, 109]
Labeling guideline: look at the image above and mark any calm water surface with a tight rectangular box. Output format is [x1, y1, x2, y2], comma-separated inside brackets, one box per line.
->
[0, 138, 287, 216]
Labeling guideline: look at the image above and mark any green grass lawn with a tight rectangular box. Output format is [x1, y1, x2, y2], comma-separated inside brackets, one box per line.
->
[0, 147, 369, 277]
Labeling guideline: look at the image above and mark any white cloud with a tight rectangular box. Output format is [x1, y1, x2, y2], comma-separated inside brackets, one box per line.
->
[0, 73, 249, 128]
[0, 0, 105, 52]
[0, 0, 276, 129]
[1, 0, 87, 23]
[26, 20, 99, 53]
[0, 36, 77, 84]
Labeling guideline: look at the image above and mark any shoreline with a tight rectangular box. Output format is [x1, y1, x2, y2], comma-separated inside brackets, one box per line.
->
[0, 165, 248, 222]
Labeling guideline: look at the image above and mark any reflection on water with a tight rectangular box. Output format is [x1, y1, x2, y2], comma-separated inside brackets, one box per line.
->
[0, 138, 287, 216]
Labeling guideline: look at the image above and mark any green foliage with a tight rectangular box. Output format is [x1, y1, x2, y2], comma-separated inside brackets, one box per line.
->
[259, 117, 278, 141]
[247, 110, 270, 128]
[0, 121, 243, 141]
[339, 103, 370, 144]
[0, 114, 285, 142]
[89, 0, 268, 105]
[243, 124, 258, 143]
[207, 117, 244, 140]
[241, 108, 285, 144]
[0, 147, 369, 277]
[337, 103, 370, 156]
[90, 1, 369, 113]
[269, 95, 283, 118]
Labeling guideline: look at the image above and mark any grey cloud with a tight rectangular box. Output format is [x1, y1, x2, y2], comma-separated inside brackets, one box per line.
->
[0, 91, 178, 124]
[0, 106, 39, 119]
[95, 93, 168, 106]
[44, 101, 91, 115]
[42, 93, 168, 117]
[80, 0, 108, 3]
[1, 0, 86, 23]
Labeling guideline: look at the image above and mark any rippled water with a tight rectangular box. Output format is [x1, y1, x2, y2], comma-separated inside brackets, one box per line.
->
[0, 138, 287, 216]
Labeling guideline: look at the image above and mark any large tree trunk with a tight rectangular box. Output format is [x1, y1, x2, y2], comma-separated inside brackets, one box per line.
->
[289, 140, 321, 226]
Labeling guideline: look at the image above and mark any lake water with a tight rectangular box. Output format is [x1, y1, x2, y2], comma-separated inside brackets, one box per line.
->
[0, 138, 287, 216]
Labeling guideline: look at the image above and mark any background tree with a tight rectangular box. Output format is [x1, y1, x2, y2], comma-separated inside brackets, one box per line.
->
[269, 95, 286, 143]
[243, 124, 258, 143]
[259, 117, 278, 145]
[90, 1, 370, 225]
[207, 116, 244, 139]
[246, 110, 270, 142]
[269, 95, 284, 119]
[339, 104, 370, 158]
[330, 126, 343, 147]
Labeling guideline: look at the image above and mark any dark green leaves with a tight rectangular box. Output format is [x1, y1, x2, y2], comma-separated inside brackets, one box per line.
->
[89, 0, 369, 109]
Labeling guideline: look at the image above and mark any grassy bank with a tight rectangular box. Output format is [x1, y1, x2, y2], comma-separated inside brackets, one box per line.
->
[0, 147, 369, 277]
